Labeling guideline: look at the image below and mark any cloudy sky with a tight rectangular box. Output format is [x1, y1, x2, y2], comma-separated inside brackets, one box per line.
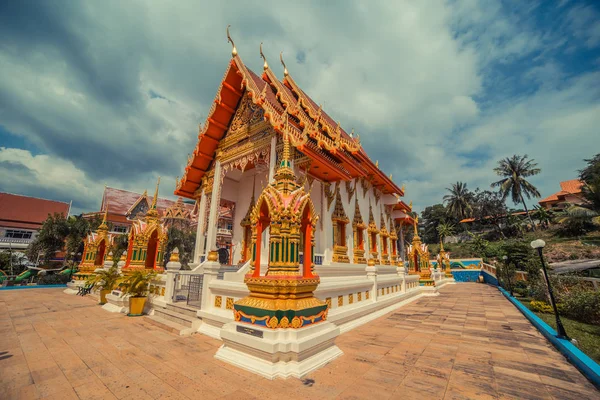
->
[1, 0, 599, 215]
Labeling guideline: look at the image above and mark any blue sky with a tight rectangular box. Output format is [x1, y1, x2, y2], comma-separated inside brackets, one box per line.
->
[0, 0, 599, 215]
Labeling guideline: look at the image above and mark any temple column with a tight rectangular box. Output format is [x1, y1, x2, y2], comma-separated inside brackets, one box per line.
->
[268, 135, 277, 183]
[205, 160, 222, 257]
[399, 223, 405, 261]
[193, 189, 208, 264]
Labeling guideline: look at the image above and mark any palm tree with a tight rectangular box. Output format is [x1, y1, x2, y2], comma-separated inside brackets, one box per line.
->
[491, 155, 541, 230]
[436, 222, 455, 243]
[555, 205, 600, 236]
[443, 182, 473, 220]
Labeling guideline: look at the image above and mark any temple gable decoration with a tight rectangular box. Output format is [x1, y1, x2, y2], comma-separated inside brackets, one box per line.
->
[331, 184, 350, 263]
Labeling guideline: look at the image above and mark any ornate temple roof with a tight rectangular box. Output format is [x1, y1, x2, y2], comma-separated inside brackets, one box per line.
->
[174, 34, 405, 199]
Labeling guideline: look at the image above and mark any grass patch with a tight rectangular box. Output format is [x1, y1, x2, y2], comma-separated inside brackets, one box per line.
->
[516, 296, 600, 364]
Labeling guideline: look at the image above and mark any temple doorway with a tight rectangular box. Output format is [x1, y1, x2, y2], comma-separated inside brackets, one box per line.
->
[94, 239, 106, 266]
[146, 230, 158, 269]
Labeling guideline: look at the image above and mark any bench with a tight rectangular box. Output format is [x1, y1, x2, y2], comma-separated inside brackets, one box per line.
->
[77, 283, 95, 296]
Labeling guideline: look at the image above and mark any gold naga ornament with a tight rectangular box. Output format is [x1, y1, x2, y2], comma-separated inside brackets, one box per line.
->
[233, 127, 326, 330]
[122, 177, 168, 274]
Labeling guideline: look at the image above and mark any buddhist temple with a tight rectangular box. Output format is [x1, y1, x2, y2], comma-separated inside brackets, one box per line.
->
[175, 29, 414, 269]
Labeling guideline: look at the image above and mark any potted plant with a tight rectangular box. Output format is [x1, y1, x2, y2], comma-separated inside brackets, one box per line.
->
[119, 270, 156, 316]
[87, 266, 121, 305]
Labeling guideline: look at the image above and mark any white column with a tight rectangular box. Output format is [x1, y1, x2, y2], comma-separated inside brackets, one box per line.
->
[193, 190, 207, 263]
[205, 160, 222, 254]
[268, 135, 277, 183]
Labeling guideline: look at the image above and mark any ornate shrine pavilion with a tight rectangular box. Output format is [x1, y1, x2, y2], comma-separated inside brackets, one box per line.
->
[175, 30, 414, 268]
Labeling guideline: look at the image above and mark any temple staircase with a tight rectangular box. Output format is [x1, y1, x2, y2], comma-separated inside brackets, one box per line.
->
[145, 303, 201, 336]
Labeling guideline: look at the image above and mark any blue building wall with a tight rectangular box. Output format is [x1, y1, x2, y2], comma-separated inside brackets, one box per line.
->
[451, 270, 481, 282]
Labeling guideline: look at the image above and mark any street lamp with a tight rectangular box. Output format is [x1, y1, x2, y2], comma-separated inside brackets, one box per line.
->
[530, 239, 569, 340]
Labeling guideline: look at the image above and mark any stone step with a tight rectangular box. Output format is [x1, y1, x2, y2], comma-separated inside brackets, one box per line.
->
[154, 307, 198, 328]
[165, 303, 199, 318]
[145, 315, 196, 336]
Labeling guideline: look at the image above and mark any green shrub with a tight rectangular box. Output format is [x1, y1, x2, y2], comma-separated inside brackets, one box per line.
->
[560, 290, 600, 325]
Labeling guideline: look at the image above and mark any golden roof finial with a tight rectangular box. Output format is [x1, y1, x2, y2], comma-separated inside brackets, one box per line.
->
[226, 25, 237, 57]
[440, 237, 445, 252]
[151, 176, 161, 210]
[280, 51, 288, 77]
[401, 184, 405, 192]
[389, 173, 393, 180]
[350, 128, 354, 138]
[260, 42, 268, 70]
[99, 199, 109, 231]
[409, 200, 413, 209]
[413, 216, 419, 236]
[375, 160, 379, 168]
[282, 129, 291, 165]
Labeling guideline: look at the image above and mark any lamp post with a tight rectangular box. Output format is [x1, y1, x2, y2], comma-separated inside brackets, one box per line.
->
[530, 239, 569, 340]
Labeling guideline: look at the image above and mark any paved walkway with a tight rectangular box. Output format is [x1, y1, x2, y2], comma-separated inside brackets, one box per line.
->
[1, 284, 598, 399]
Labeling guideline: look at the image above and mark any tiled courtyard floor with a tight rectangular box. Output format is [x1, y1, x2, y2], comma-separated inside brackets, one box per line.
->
[1, 284, 598, 400]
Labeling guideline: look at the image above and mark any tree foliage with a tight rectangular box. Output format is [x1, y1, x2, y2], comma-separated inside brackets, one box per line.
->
[163, 226, 196, 269]
[27, 213, 70, 264]
[555, 205, 599, 237]
[443, 182, 473, 220]
[580, 153, 600, 212]
[420, 204, 450, 243]
[471, 189, 508, 239]
[491, 154, 541, 229]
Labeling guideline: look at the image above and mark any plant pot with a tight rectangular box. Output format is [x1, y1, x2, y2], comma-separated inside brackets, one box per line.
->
[128, 296, 147, 316]
[99, 289, 111, 305]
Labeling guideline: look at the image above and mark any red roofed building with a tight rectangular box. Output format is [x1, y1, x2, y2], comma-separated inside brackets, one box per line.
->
[83, 186, 198, 235]
[538, 179, 586, 211]
[0, 192, 71, 251]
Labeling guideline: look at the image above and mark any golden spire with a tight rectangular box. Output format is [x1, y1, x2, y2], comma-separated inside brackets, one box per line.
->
[282, 128, 291, 164]
[375, 160, 379, 168]
[401, 184, 405, 192]
[227, 25, 237, 57]
[440, 237, 445, 252]
[350, 128, 354, 138]
[260, 42, 268, 70]
[151, 176, 161, 210]
[99, 200, 109, 231]
[280, 51, 288, 77]
[409, 200, 412, 209]
[413, 216, 419, 237]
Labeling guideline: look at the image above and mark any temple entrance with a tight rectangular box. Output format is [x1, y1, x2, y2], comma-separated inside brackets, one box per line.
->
[252, 201, 270, 277]
[300, 205, 313, 278]
[94, 239, 106, 266]
[146, 230, 158, 269]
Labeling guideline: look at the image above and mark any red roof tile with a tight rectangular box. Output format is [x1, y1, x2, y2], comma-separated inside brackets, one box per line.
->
[101, 187, 194, 218]
[0, 192, 70, 230]
[559, 179, 583, 194]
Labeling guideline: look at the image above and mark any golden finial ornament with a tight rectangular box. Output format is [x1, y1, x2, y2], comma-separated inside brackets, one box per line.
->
[151, 176, 161, 210]
[280, 51, 288, 76]
[260, 42, 268, 70]
[401, 184, 405, 192]
[350, 128, 354, 138]
[375, 160, 379, 168]
[409, 200, 413, 209]
[227, 25, 237, 57]
[413, 216, 419, 236]
[170, 248, 180, 262]
[389, 173, 393, 180]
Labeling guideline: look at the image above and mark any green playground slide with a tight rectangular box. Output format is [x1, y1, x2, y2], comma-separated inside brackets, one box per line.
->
[0, 270, 7, 283]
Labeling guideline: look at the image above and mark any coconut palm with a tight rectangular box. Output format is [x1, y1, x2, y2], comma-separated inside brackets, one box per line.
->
[532, 206, 552, 229]
[443, 182, 473, 220]
[491, 155, 541, 230]
[555, 205, 600, 236]
[436, 222, 455, 243]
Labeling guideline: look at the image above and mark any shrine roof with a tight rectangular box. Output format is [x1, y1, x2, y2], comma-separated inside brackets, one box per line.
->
[101, 187, 194, 217]
[0, 192, 70, 230]
[539, 179, 584, 204]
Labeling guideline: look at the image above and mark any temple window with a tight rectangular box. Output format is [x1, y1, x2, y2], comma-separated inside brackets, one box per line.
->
[331, 185, 350, 263]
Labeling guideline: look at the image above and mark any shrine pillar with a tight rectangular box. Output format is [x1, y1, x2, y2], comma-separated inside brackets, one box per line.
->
[205, 159, 222, 258]
[268, 135, 276, 183]
[193, 189, 208, 264]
